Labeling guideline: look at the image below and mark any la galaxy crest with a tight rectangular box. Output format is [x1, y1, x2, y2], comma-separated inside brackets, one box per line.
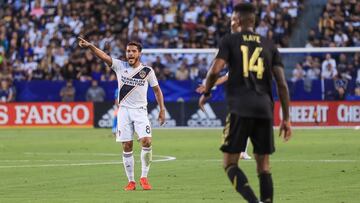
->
[139, 70, 147, 79]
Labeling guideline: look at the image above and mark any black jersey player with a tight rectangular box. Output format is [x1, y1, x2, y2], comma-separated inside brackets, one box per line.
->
[199, 3, 292, 203]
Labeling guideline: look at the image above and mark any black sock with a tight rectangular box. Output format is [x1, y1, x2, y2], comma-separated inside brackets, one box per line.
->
[225, 164, 258, 203]
[259, 173, 273, 203]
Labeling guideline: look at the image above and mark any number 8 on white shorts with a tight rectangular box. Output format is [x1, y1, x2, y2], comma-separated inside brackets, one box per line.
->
[116, 107, 152, 142]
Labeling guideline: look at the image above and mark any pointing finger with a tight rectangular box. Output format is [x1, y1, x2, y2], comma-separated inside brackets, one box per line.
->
[77, 37, 87, 42]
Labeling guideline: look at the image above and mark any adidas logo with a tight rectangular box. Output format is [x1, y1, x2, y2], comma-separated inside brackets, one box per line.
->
[187, 104, 222, 127]
[148, 105, 176, 127]
[98, 104, 118, 128]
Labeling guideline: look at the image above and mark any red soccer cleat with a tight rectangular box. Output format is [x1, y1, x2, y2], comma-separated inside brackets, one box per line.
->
[140, 177, 152, 190]
[124, 181, 136, 191]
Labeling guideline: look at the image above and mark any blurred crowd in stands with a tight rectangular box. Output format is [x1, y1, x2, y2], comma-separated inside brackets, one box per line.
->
[291, 52, 360, 100]
[294, 0, 360, 100]
[0, 0, 302, 84]
[306, 0, 360, 47]
[0, 0, 359, 102]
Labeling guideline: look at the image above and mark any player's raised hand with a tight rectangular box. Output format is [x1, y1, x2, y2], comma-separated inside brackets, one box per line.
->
[158, 109, 165, 126]
[279, 120, 292, 142]
[78, 37, 91, 48]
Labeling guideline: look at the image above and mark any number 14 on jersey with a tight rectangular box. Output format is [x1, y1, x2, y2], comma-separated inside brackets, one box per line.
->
[240, 45, 264, 79]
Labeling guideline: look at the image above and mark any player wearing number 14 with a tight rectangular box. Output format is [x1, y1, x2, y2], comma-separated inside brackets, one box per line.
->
[199, 3, 291, 203]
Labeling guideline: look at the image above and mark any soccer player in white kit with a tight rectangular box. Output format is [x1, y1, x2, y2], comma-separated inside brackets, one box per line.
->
[78, 37, 165, 191]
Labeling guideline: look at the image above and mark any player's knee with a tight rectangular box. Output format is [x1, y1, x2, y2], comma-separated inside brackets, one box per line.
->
[122, 141, 133, 152]
[141, 137, 152, 147]
[223, 158, 238, 170]
[223, 153, 239, 170]
[223, 162, 232, 170]
[254, 154, 271, 174]
[257, 166, 271, 174]
[223, 163, 237, 171]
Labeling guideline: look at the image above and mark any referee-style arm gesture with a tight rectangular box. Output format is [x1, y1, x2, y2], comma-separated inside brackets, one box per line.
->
[78, 37, 112, 67]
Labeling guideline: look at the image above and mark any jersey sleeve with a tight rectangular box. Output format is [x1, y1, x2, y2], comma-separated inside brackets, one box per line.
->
[111, 58, 125, 72]
[215, 35, 230, 61]
[147, 69, 159, 87]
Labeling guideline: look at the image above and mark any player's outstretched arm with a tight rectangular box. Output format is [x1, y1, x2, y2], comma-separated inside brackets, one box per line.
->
[196, 75, 228, 94]
[152, 85, 165, 126]
[78, 37, 112, 67]
[273, 66, 292, 141]
[198, 58, 226, 111]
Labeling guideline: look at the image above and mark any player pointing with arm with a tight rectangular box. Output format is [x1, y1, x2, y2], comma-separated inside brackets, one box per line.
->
[199, 3, 291, 203]
[79, 37, 165, 191]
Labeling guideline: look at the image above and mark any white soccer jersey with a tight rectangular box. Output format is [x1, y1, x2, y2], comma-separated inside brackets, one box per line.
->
[111, 58, 158, 108]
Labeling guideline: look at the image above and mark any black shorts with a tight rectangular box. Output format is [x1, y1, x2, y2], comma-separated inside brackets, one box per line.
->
[220, 113, 275, 155]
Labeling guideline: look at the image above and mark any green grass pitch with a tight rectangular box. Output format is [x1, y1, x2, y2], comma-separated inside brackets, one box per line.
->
[0, 128, 359, 203]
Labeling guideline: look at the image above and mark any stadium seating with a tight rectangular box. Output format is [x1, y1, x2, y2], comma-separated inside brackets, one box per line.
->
[291, 51, 360, 100]
[308, 0, 360, 47]
[0, 0, 303, 82]
[1, 0, 360, 101]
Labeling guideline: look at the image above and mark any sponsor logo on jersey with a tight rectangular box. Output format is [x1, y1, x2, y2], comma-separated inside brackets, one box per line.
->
[121, 75, 145, 86]
[187, 104, 222, 127]
[119, 67, 151, 103]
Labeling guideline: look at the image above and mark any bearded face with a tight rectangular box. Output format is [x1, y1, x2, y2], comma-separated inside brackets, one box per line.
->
[126, 45, 141, 66]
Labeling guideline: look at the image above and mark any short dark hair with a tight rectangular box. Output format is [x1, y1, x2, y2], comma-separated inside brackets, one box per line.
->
[233, 3, 256, 27]
[127, 41, 143, 52]
[233, 3, 256, 14]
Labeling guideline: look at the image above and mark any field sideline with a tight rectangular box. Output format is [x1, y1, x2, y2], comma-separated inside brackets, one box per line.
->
[0, 128, 359, 203]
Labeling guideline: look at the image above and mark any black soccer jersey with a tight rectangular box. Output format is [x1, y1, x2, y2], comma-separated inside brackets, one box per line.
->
[216, 31, 284, 119]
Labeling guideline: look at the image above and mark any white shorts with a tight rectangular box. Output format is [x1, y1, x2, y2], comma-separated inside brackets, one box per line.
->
[116, 106, 152, 142]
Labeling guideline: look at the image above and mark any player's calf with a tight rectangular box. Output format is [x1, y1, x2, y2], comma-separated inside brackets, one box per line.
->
[122, 150, 135, 188]
[225, 164, 259, 203]
[258, 172, 273, 203]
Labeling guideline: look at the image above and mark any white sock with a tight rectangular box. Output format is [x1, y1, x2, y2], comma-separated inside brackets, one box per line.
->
[141, 147, 152, 178]
[122, 151, 135, 182]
